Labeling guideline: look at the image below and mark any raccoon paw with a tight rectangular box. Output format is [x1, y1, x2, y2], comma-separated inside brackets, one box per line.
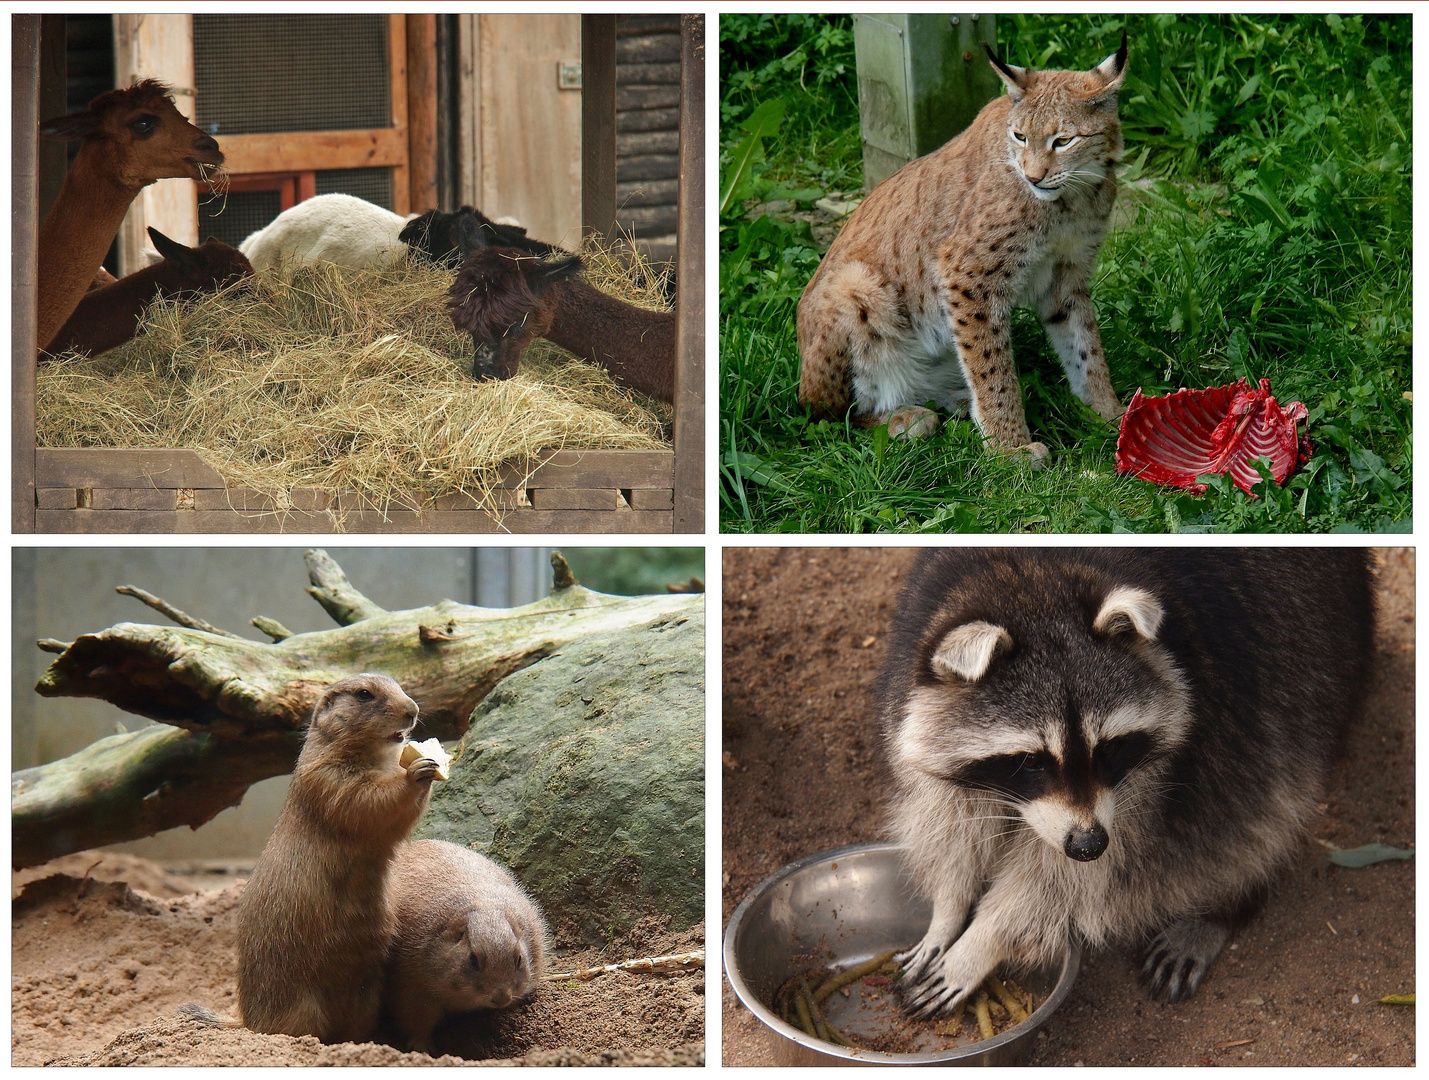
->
[896, 938, 996, 1019]
[887, 406, 940, 440]
[1141, 917, 1231, 1003]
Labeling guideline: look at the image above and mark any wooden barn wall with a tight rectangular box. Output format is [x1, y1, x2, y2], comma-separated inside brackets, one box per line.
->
[616, 15, 682, 264]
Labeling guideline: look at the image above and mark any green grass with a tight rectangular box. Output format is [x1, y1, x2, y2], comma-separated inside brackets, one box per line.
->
[719, 13, 1411, 533]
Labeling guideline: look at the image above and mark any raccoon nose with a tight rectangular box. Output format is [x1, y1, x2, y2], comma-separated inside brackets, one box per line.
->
[1064, 823, 1109, 861]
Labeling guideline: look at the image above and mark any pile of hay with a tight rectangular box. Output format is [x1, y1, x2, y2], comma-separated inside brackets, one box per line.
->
[37, 246, 674, 519]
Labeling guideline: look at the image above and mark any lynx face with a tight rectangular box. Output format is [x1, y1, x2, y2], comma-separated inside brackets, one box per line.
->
[992, 47, 1127, 202]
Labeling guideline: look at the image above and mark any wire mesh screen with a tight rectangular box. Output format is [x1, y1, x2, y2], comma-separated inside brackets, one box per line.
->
[193, 15, 390, 136]
[199, 190, 280, 251]
[316, 168, 394, 211]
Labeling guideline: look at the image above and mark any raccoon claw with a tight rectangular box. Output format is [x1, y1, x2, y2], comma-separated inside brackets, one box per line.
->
[895, 941, 941, 984]
[1140, 917, 1230, 1002]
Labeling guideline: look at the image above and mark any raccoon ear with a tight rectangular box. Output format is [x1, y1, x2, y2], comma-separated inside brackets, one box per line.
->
[931, 620, 1012, 682]
[1093, 586, 1163, 640]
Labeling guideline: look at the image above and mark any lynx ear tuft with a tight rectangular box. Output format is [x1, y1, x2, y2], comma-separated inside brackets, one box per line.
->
[1093, 586, 1163, 640]
[983, 42, 1030, 102]
[931, 620, 1012, 682]
[1089, 31, 1128, 100]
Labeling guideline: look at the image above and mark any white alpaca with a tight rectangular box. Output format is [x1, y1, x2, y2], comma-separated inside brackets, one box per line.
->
[239, 193, 419, 271]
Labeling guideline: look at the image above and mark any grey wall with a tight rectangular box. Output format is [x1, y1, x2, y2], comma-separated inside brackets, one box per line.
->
[12, 546, 554, 861]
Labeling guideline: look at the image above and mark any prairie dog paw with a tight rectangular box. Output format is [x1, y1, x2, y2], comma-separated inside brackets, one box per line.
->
[1141, 917, 1230, 1002]
[887, 406, 940, 440]
[897, 936, 999, 1019]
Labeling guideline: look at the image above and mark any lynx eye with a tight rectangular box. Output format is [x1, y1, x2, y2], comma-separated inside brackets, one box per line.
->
[1011, 130, 1027, 144]
[1053, 135, 1074, 149]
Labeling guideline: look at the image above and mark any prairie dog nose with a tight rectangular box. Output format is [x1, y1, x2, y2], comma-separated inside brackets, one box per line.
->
[1064, 823, 1108, 861]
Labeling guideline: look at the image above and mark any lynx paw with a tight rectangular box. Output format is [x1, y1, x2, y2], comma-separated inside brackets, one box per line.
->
[1141, 917, 1230, 1003]
[887, 406, 940, 440]
[896, 934, 998, 1019]
[990, 440, 1050, 468]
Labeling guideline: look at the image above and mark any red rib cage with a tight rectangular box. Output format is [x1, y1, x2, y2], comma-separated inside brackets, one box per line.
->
[1115, 378, 1310, 496]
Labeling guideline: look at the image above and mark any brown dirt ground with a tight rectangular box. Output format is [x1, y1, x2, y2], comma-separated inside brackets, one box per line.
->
[722, 547, 1414, 1067]
[11, 864, 704, 1067]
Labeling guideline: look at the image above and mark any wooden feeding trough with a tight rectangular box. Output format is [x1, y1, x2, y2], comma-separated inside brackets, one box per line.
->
[12, 14, 704, 534]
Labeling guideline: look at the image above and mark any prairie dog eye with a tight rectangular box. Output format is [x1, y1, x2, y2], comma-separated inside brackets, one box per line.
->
[355, 688, 374, 701]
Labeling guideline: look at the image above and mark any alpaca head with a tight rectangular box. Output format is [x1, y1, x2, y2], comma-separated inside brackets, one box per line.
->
[447, 247, 584, 381]
[147, 227, 253, 293]
[401, 206, 565, 268]
[40, 79, 224, 189]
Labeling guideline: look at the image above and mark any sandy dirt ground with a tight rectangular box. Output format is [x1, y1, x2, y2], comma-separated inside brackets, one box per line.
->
[12, 858, 704, 1067]
[721, 547, 1414, 1067]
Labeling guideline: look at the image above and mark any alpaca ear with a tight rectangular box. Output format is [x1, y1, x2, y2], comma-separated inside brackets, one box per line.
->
[147, 226, 197, 269]
[456, 213, 489, 258]
[397, 211, 432, 246]
[983, 42, 1030, 102]
[39, 111, 100, 141]
[931, 621, 1012, 682]
[527, 254, 584, 295]
[1092, 585, 1163, 640]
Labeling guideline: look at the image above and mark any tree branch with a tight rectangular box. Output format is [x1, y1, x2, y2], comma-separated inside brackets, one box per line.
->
[303, 548, 387, 625]
[11, 724, 301, 869]
[115, 585, 243, 638]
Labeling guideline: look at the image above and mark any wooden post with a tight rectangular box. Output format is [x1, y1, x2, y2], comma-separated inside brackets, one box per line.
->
[37, 15, 66, 225]
[406, 13, 439, 215]
[671, 14, 704, 534]
[853, 13, 999, 189]
[580, 14, 617, 242]
[13, 14, 40, 533]
[113, 13, 198, 270]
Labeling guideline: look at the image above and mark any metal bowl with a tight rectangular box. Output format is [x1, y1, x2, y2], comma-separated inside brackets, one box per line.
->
[723, 841, 1079, 1066]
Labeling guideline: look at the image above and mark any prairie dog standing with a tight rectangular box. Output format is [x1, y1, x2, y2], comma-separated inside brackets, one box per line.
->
[237, 673, 439, 1043]
[383, 839, 547, 1051]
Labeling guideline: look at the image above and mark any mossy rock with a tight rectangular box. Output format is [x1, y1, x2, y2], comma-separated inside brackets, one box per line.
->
[416, 598, 704, 946]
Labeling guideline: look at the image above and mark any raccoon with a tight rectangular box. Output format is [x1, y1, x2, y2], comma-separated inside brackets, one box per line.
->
[880, 548, 1374, 1016]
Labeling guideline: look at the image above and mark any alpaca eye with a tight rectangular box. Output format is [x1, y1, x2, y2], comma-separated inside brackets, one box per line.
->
[469, 953, 481, 971]
[129, 115, 157, 136]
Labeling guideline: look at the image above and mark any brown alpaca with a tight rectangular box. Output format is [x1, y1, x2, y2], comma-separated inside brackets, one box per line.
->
[447, 217, 675, 403]
[37, 79, 224, 352]
[45, 226, 252, 358]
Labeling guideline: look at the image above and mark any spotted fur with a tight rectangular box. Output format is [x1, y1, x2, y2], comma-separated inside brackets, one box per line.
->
[798, 38, 1129, 465]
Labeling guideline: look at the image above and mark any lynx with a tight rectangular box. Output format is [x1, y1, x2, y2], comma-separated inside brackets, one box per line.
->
[797, 37, 1128, 465]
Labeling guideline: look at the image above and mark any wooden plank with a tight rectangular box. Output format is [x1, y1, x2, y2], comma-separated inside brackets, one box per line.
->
[616, 177, 679, 206]
[618, 108, 681, 134]
[36, 488, 76, 510]
[406, 14, 438, 214]
[479, 15, 582, 246]
[36, 510, 178, 535]
[618, 129, 680, 156]
[616, 85, 680, 111]
[388, 13, 411, 215]
[528, 488, 619, 511]
[13, 16, 39, 533]
[617, 62, 681, 85]
[218, 128, 408, 175]
[37, 15, 65, 223]
[36, 448, 226, 489]
[627, 488, 674, 511]
[618, 16, 682, 37]
[672, 14, 706, 535]
[616, 34, 682, 65]
[581, 14, 618, 242]
[432, 490, 524, 511]
[91, 487, 178, 511]
[507, 449, 673, 490]
[617, 153, 679, 182]
[617, 205, 678, 237]
[37, 505, 674, 534]
[193, 487, 330, 512]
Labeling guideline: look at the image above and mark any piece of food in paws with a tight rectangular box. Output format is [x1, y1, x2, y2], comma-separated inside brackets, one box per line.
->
[399, 737, 451, 780]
